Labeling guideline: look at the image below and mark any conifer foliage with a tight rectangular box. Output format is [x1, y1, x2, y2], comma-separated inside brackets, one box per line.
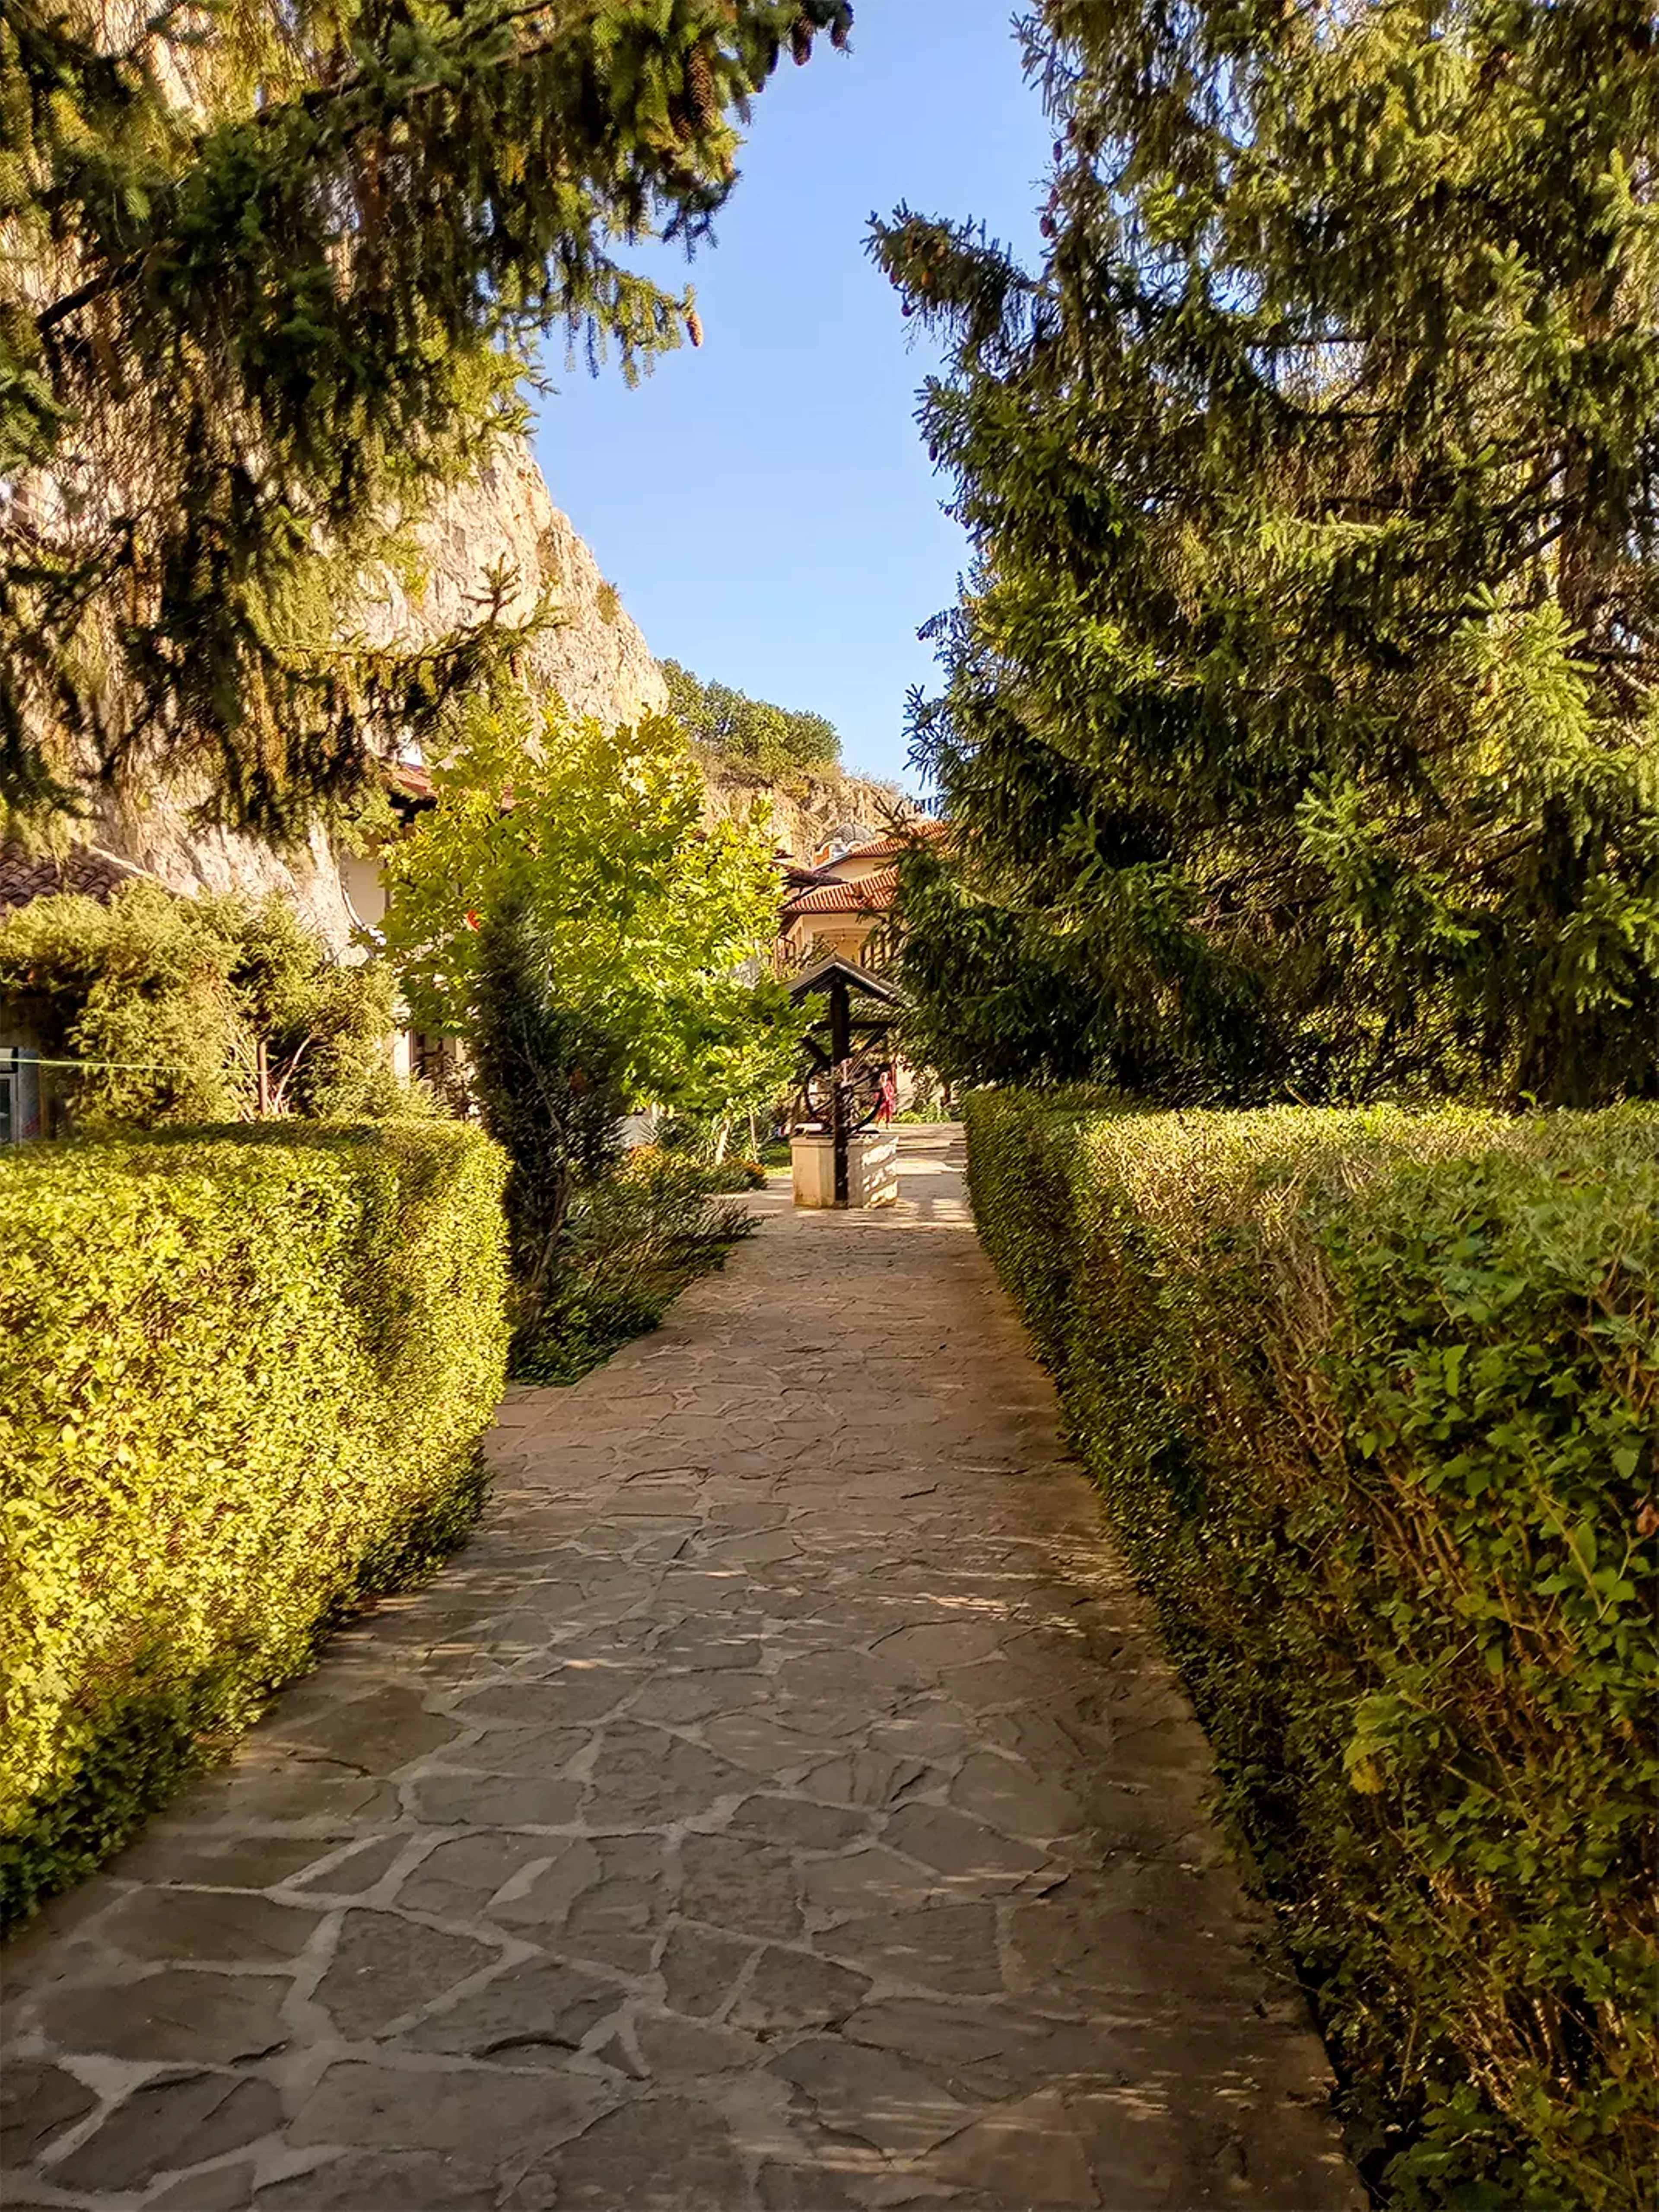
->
[0, 0, 852, 831]
[467, 890, 625, 1313]
[874, 1, 1657, 1107]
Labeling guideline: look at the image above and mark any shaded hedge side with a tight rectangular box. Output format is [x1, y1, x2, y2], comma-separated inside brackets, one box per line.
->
[0, 1124, 509, 1933]
[964, 1092, 1658, 2210]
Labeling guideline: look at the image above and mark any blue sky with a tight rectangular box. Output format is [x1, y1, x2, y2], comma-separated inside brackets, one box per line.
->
[531, 4, 1051, 789]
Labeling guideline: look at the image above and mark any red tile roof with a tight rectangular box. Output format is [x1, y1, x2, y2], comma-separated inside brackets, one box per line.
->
[385, 760, 436, 805]
[782, 865, 899, 919]
[832, 820, 947, 865]
[0, 840, 156, 913]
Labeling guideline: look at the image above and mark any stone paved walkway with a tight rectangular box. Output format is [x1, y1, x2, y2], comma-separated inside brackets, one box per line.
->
[3, 1129, 1361, 2212]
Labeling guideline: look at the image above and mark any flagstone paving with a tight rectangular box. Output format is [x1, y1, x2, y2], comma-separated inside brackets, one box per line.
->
[2, 1128, 1362, 2211]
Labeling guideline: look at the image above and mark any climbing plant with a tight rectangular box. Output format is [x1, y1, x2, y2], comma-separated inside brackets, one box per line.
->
[0, 880, 405, 1124]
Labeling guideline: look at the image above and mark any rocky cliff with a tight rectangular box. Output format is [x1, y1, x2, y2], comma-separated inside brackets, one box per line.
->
[72, 442, 669, 950]
[362, 440, 668, 731]
[50, 439, 899, 942]
[701, 757, 908, 861]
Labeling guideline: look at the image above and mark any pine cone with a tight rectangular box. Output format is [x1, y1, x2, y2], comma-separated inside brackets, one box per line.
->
[686, 41, 716, 125]
[791, 15, 813, 65]
[686, 306, 704, 348]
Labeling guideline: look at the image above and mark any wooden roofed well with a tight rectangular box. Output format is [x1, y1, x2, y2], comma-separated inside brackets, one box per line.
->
[787, 954, 909, 1205]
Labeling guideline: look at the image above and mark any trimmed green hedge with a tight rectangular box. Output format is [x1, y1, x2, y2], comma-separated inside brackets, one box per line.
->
[0, 1123, 509, 1933]
[965, 1092, 1658, 2211]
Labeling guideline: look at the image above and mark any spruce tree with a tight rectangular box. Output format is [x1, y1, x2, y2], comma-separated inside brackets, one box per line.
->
[1, 0, 852, 832]
[874, 0, 1657, 1106]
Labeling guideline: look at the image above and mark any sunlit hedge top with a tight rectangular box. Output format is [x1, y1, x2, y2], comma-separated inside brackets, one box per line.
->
[0, 1121, 509, 1933]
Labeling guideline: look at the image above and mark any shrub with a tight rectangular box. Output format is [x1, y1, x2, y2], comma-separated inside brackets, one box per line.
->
[709, 1155, 768, 1191]
[0, 881, 408, 1129]
[512, 1148, 755, 1385]
[467, 891, 626, 1343]
[0, 1122, 508, 1933]
[965, 1091, 1659, 2211]
[650, 1134, 769, 1191]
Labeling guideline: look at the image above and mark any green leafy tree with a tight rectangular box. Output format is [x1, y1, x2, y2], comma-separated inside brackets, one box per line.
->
[1, 0, 852, 833]
[0, 882, 404, 1124]
[873, 0, 1657, 1108]
[664, 659, 841, 779]
[379, 689, 804, 1117]
[232, 899, 410, 1117]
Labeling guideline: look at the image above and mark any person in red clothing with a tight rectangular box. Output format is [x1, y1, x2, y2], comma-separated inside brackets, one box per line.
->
[874, 1064, 899, 1125]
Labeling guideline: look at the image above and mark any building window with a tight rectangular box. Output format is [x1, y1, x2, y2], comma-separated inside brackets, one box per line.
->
[0, 1047, 43, 1144]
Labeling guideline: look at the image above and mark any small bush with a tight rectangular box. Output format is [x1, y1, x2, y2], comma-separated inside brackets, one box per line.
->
[965, 1091, 1659, 2211]
[0, 880, 407, 1128]
[512, 1148, 755, 1384]
[0, 1122, 509, 1933]
[697, 1154, 768, 1192]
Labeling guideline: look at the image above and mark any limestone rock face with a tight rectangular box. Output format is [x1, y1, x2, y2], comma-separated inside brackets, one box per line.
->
[42, 431, 896, 944]
[74, 802, 365, 954]
[702, 760, 909, 864]
[364, 441, 668, 730]
[64, 443, 668, 952]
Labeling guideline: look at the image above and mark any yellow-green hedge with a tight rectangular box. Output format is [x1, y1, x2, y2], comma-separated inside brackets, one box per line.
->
[965, 1091, 1658, 2211]
[0, 1123, 509, 1933]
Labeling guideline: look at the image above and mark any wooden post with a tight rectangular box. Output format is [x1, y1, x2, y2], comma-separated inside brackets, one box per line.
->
[254, 1038, 270, 1120]
[830, 974, 851, 1206]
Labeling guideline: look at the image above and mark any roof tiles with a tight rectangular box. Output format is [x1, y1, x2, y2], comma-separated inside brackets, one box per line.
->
[0, 841, 155, 913]
[782, 865, 899, 919]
